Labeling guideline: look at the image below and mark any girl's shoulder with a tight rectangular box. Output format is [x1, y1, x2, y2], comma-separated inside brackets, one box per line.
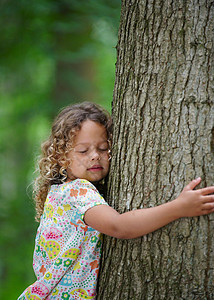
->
[70, 179, 97, 188]
[50, 179, 98, 195]
[66, 179, 98, 192]
[47, 179, 107, 216]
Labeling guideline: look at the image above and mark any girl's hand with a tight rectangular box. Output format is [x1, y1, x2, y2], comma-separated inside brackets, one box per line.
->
[175, 177, 214, 218]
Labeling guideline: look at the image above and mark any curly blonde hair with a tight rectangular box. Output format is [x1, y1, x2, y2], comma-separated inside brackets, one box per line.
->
[34, 102, 112, 222]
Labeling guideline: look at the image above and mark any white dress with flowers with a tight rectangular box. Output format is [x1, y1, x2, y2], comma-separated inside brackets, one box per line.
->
[18, 179, 108, 300]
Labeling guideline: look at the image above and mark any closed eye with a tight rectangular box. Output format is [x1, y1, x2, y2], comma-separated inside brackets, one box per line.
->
[78, 150, 88, 153]
[74, 147, 89, 153]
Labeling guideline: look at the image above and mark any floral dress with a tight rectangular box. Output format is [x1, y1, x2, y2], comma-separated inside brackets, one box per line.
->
[18, 179, 108, 300]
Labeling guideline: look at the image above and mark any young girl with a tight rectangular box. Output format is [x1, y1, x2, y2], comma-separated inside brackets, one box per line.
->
[18, 102, 214, 300]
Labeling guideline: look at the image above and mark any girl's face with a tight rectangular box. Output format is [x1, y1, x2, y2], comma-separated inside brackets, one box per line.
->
[67, 120, 110, 183]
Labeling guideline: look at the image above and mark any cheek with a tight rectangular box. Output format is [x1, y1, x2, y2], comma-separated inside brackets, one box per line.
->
[71, 155, 88, 168]
[103, 158, 110, 170]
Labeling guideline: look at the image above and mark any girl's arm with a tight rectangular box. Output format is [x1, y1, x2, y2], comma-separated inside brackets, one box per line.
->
[84, 178, 214, 239]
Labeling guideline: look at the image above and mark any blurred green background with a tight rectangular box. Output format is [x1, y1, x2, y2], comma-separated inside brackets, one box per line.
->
[0, 0, 121, 298]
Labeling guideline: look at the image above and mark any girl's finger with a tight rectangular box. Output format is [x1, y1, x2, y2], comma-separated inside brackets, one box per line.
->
[202, 195, 214, 203]
[201, 207, 214, 215]
[202, 203, 214, 210]
[184, 177, 201, 191]
[200, 186, 214, 195]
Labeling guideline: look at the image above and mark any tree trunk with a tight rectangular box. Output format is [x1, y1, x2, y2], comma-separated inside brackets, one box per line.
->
[97, 0, 214, 299]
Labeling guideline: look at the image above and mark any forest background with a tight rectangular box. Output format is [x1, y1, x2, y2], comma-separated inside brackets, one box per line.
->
[0, 1, 121, 298]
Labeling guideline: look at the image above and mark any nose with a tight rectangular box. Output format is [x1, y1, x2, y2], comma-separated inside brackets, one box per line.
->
[90, 148, 100, 161]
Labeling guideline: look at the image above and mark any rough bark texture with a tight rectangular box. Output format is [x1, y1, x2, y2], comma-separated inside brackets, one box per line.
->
[97, 0, 214, 299]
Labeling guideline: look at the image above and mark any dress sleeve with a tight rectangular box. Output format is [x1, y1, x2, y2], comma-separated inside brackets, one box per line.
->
[65, 179, 109, 219]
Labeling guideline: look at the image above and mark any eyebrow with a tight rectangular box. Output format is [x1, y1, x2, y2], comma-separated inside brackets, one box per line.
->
[75, 140, 108, 146]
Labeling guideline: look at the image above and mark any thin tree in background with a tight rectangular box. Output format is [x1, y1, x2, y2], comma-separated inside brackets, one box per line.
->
[98, 0, 214, 299]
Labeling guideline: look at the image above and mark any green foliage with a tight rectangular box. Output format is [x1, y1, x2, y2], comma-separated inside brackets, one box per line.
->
[0, 0, 121, 298]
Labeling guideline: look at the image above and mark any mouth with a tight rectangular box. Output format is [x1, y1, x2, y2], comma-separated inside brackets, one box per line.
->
[87, 165, 103, 171]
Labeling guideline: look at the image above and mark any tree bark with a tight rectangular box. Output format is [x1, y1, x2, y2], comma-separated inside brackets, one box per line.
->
[97, 0, 214, 299]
